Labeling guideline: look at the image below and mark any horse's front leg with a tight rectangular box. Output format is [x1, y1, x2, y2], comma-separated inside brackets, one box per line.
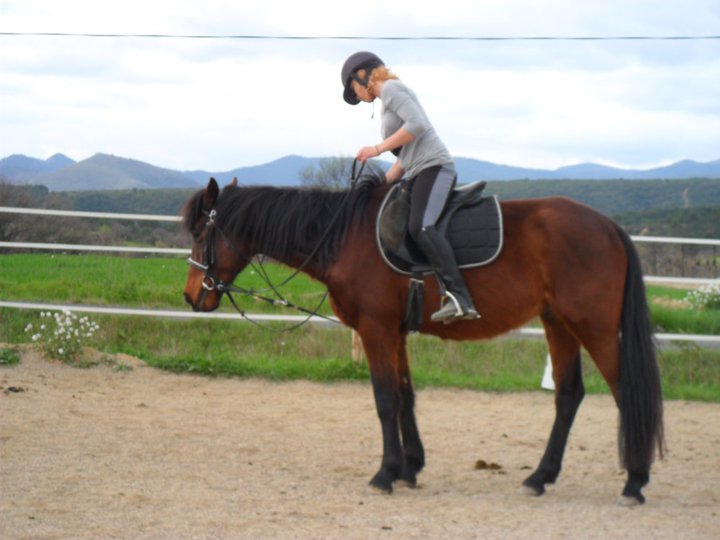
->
[397, 340, 424, 487]
[369, 372, 403, 492]
[360, 322, 405, 493]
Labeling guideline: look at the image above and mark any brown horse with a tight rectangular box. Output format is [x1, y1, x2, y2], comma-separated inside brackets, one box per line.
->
[182, 176, 664, 505]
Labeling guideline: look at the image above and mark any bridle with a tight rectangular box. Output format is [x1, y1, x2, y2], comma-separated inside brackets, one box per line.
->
[186, 208, 236, 309]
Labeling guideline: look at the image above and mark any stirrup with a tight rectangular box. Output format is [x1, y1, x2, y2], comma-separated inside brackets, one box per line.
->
[430, 301, 462, 323]
[430, 293, 481, 324]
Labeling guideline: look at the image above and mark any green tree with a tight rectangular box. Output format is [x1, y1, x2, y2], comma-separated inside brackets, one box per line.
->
[300, 157, 385, 188]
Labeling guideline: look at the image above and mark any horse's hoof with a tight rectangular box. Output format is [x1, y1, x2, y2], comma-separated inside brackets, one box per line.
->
[620, 483, 646, 506]
[618, 494, 645, 507]
[519, 483, 544, 497]
[396, 478, 418, 489]
[398, 468, 418, 488]
[368, 481, 393, 494]
[369, 472, 394, 494]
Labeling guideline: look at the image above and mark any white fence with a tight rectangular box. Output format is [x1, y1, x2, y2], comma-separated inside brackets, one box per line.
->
[1, 205, 718, 345]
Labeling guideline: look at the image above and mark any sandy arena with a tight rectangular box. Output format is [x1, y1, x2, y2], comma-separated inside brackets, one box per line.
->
[1, 348, 719, 539]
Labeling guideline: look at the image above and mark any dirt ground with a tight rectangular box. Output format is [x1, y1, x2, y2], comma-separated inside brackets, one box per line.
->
[1, 348, 719, 540]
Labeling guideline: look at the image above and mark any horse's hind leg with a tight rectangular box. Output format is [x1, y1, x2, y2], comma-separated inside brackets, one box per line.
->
[522, 316, 584, 496]
[582, 332, 651, 506]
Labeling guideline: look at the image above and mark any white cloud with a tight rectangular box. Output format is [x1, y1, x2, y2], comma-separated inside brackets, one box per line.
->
[1, 0, 719, 171]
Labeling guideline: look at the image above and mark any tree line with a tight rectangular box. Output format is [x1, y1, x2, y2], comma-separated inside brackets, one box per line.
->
[2, 174, 718, 278]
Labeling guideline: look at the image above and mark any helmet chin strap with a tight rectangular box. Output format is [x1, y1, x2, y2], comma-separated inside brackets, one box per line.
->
[351, 72, 378, 117]
[351, 70, 370, 87]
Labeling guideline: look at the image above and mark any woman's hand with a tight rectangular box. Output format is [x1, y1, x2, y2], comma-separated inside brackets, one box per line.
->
[356, 129, 415, 164]
[356, 145, 381, 164]
[385, 161, 404, 182]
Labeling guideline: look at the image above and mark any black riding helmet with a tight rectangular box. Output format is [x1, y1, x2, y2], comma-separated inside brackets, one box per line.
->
[341, 51, 384, 105]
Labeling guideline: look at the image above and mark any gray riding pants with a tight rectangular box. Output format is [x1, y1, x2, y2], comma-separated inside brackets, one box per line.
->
[407, 162, 457, 239]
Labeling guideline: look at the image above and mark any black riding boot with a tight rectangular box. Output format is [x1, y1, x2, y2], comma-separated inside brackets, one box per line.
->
[414, 226, 480, 323]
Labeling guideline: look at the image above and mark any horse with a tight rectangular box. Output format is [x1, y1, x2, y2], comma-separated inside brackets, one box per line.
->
[182, 176, 664, 505]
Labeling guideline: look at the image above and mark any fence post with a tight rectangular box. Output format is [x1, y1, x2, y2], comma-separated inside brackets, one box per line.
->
[351, 329, 364, 363]
[541, 354, 555, 391]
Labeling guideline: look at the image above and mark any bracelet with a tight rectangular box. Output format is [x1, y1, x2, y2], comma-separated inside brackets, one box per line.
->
[375, 145, 381, 156]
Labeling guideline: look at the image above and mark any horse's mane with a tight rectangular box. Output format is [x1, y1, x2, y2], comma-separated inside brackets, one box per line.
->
[183, 178, 386, 269]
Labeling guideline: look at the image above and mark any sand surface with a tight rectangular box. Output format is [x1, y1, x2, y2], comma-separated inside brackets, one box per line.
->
[1, 348, 719, 539]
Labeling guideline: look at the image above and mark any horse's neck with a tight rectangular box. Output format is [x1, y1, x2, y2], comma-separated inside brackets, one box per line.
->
[270, 253, 326, 282]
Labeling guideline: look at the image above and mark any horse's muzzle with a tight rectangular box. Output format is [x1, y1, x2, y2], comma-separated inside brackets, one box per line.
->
[184, 292, 200, 312]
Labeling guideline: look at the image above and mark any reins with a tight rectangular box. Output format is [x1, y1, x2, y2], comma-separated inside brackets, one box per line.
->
[246, 158, 366, 292]
[190, 159, 367, 332]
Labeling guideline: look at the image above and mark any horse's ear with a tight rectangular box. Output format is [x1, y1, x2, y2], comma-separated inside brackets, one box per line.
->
[204, 177, 219, 208]
[230, 177, 238, 187]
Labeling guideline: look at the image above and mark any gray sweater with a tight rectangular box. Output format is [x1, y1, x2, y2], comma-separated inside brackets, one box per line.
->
[380, 79, 453, 178]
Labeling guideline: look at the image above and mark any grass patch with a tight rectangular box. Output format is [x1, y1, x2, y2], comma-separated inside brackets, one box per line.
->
[1, 254, 719, 401]
[651, 304, 720, 335]
[646, 284, 720, 335]
[1, 254, 716, 333]
[0, 347, 21, 366]
[2, 308, 718, 401]
[0, 253, 332, 315]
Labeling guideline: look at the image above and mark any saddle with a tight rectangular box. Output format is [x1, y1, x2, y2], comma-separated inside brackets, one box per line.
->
[376, 180, 504, 276]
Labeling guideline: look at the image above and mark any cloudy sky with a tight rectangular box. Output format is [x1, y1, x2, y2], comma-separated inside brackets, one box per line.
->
[1, 0, 719, 172]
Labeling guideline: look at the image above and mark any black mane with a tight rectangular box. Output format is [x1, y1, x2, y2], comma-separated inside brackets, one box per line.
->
[183, 180, 384, 269]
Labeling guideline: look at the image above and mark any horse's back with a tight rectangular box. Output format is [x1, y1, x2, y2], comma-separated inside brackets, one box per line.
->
[501, 196, 624, 258]
[497, 195, 627, 308]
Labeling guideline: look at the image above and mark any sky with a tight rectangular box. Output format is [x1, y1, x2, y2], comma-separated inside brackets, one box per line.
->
[1, 0, 719, 172]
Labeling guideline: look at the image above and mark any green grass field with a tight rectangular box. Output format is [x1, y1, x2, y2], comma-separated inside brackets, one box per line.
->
[1, 253, 719, 401]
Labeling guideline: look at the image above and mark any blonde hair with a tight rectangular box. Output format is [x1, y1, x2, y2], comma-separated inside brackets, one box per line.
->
[369, 66, 398, 86]
[355, 66, 399, 87]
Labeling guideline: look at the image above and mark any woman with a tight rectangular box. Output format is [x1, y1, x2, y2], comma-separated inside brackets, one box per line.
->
[341, 51, 480, 323]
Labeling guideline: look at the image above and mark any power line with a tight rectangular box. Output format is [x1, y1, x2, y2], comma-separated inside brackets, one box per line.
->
[1, 31, 719, 41]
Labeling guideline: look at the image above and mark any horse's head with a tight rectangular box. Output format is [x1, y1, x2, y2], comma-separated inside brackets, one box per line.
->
[182, 177, 249, 311]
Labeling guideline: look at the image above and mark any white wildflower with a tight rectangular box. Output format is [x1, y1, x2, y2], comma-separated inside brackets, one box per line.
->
[27, 310, 100, 363]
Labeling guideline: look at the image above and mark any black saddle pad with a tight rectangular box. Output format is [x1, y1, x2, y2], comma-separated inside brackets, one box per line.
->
[376, 181, 504, 275]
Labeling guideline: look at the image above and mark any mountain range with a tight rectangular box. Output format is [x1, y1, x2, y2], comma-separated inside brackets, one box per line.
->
[1, 152, 719, 191]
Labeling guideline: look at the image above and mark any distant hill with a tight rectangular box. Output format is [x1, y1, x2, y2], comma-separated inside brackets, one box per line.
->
[184, 155, 325, 186]
[454, 157, 720, 181]
[0, 153, 76, 182]
[24, 153, 199, 191]
[1, 151, 719, 191]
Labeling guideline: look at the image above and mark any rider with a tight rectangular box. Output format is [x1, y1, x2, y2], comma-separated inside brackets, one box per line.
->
[341, 51, 480, 323]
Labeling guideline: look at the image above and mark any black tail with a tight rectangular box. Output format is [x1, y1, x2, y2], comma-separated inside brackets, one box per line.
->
[616, 226, 665, 473]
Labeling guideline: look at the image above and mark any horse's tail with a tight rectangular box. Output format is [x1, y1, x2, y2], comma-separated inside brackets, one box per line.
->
[616, 226, 665, 473]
